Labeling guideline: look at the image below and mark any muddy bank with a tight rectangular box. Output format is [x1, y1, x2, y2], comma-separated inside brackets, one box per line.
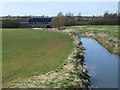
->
[9, 29, 90, 88]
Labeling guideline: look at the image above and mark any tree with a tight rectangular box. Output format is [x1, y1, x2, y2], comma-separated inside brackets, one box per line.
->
[57, 12, 64, 16]
[52, 12, 66, 30]
[65, 12, 74, 17]
[103, 11, 110, 17]
[78, 12, 81, 17]
[77, 12, 81, 21]
[64, 12, 75, 26]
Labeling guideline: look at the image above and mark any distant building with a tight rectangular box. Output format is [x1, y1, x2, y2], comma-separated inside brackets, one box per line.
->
[28, 17, 52, 28]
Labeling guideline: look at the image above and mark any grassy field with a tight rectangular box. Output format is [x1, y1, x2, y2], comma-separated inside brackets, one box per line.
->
[65, 25, 118, 38]
[0, 18, 28, 21]
[2, 29, 74, 87]
[65, 25, 119, 55]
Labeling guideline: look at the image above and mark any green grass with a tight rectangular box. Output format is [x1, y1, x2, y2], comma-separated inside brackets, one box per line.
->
[2, 28, 74, 87]
[0, 18, 28, 21]
[0, 18, 17, 20]
[65, 25, 118, 39]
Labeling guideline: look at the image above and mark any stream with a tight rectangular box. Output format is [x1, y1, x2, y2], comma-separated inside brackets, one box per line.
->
[79, 37, 119, 88]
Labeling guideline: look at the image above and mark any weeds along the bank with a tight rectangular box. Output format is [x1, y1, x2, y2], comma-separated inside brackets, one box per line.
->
[81, 33, 119, 55]
[9, 29, 90, 88]
[65, 25, 119, 56]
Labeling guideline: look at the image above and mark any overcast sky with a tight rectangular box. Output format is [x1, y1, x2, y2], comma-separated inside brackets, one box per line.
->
[1, 2, 118, 16]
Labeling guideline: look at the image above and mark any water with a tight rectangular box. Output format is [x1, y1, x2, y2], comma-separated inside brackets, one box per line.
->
[80, 37, 119, 88]
[32, 28, 45, 30]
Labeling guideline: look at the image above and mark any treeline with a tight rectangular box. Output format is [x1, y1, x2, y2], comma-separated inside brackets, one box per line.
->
[52, 12, 118, 29]
[2, 20, 21, 28]
[1, 11, 119, 28]
[1, 15, 51, 28]
[89, 12, 118, 25]
[1, 17, 28, 28]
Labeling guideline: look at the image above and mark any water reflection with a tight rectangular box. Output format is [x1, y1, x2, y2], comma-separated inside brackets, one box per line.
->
[80, 37, 119, 88]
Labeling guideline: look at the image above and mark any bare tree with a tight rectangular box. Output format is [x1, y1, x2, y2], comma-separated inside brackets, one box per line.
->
[52, 12, 65, 30]
[78, 12, 81, 17]
[64, 12, 75, 26]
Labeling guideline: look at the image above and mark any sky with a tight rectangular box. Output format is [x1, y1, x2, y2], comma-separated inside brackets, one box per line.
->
[0, 1, 119, 16]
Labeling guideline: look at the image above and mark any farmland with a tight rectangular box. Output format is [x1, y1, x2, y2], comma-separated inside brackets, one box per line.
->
[0, 18, 28, 21]
[65, 25, 119, 55]
[2, 29, 74, 87]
